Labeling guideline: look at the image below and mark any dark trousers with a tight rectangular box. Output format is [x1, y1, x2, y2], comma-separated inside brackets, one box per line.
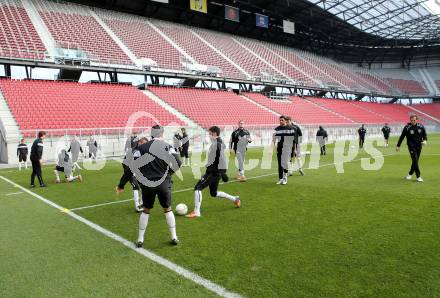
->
[277, 151, 288, 179]
[408, 146, 422, 178]
[320, 144, 326, 155]
[31, 159, 44, 186]
[359, 137, 365, 148]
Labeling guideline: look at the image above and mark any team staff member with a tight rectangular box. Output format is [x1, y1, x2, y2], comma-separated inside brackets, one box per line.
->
[273, 116, 296, 185]
[135, 125, 182, 247]
[230, 120, 252, 181]
[358, 124, 367, 148]
[30, 131, 46, 188]
[186, 126, 241, 218]
[396, 115, 427, 182]
[17, 138, 28, 170]
[382, 123, 391, 147]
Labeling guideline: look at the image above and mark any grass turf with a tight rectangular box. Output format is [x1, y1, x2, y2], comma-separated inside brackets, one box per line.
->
[1, 135, 439, 297]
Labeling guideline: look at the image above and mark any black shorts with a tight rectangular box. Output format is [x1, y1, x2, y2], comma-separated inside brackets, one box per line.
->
[194, 172, 221, 197]
[384, 135, 390, 140]
[19, 154, 27, 162]
[140, 178, 172, 209]
[55, 166, 65, 172]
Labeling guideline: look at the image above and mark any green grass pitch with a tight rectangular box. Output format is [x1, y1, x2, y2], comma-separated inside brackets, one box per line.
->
[1, 135, 440, 297]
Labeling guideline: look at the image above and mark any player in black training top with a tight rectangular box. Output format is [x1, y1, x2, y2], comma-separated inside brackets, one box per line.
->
[273, 116, 296, 185]
[116, 137, 148, 212]
[30, 131, 46, 188]
[396, 115, 428, 182]
[17, 138, 28, 171]
[285, 117, 304, 176]
[230, 120, 252, 181]
[358, 124, 367, 149]
[316, 126, 328, 155]
[381, 123, 391, 147]
[180, 127, 190, 166]
[186, 126, 241, 218]
[134, 125, 182, 247]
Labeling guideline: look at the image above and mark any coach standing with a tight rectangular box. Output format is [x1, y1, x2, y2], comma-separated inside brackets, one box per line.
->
[30, 131, 46, 188]
[396, 115, 427, 182]
[358, 124, 367, 149]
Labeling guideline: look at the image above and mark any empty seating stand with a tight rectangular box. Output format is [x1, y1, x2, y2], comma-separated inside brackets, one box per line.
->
[243, 92, 351, 125]
[307, 97, 388, 124]
[149, 86, 278, 128]
[386, 79, 429, 96]
[35, 0, 132, 66]
[99, 14, 184, 71]
[413, 103, 440, 120]
[0, 1, 46, 60]
[0, 79, 185, 136]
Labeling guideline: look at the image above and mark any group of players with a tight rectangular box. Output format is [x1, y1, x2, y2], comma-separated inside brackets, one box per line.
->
[18, 134, 98, 187]
[20, 114, 427, 246]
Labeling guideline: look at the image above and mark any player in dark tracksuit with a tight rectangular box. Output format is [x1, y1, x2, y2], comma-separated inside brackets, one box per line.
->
[286, 117, 304, 176]
[382, 124, 391, 147]
[180, 128, 190, 166]
[116, 137, 148, 212]
[316, 126, 328, 155]
[30, 131, 46, 188]
[396, 115, 427, 182]
[273, 116, 296, 185]
[186, 126, 241, 218]
[230, 121, 252, 181]
[134, 125, 182, 247]
[17, 139, 28, 170]
[358, 124, 367, 148]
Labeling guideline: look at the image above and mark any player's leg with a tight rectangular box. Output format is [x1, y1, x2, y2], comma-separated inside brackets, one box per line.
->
[276, 151, 283, 184]
[414, 147, 422, 180]
[24, 156, 28, 169]
[30, 159, 37, 186]
[158, 180, 178, 244]
[187, 174, 210, 217]
[236, 150, 245, 180]
[131, 177, 142, 212]
[212, 175, 241, 208]
[54, 166, 61, 183]
[18, 155, 22, 171]
[34, 161, 45, 187]
[136, 186, 154, 247]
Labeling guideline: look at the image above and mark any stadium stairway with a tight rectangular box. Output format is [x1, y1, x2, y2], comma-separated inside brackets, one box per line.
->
[301, 97, 356, 124]
[22, 0, 56, 56]
[142, 89, 201, 129]
[0, 89, 21, 141]
[89, 10, 139, 67]
[406, 105, 440, 123]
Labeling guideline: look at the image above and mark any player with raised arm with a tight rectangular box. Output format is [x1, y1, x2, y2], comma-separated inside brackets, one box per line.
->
[186, 126, 241, 218]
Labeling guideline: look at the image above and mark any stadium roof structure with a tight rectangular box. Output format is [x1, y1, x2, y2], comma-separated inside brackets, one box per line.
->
[308, 0, 440, 41]
[64, 0, 440, 67]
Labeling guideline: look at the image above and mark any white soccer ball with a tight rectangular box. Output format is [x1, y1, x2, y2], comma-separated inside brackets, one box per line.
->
[175, 203, 188, 216]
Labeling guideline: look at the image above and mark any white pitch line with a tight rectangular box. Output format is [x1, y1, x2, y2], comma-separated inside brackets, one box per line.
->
[69, 154, 397, 212]
[69, 172, 278, 211]
[0, 175, 242, 298]
[4, 191, 24, 196]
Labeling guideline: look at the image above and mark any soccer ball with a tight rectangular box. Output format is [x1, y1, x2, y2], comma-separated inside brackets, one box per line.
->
[175, 203, 188, 216]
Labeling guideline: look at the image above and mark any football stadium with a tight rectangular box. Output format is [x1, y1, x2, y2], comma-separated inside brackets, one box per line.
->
[0, 0, 440, 297]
